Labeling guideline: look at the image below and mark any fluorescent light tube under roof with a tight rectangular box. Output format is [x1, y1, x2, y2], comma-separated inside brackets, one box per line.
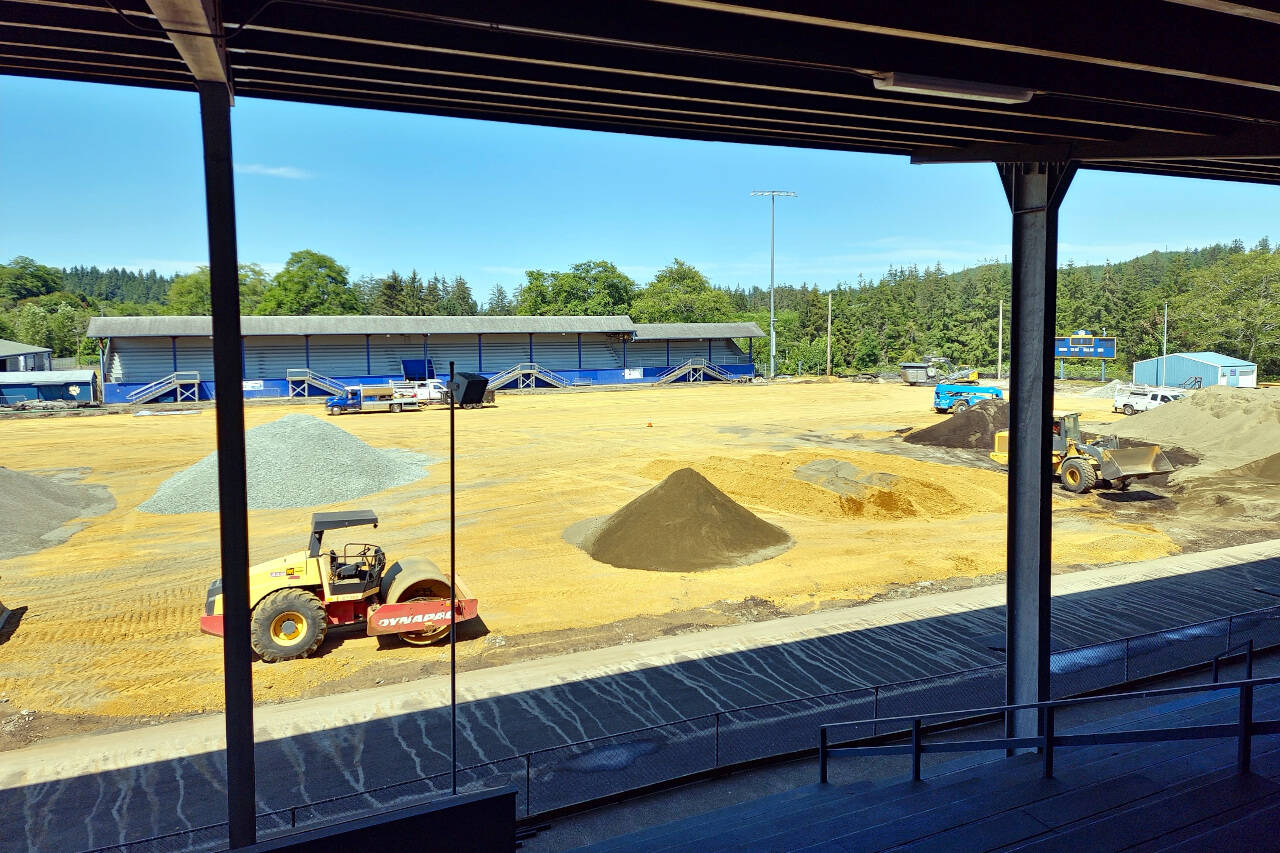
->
[874, 72, 1034, 104]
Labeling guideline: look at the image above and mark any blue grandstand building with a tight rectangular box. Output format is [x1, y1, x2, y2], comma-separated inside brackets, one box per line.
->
[86, 315, 763, 403]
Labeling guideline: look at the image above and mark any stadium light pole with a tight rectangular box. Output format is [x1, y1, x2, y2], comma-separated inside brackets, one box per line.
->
[751, 190, 796, 378]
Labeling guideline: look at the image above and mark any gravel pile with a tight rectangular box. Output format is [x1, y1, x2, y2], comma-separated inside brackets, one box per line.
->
[140, 414, 432, 514]
[1076, 379, 1123, 398]
[0, 467, 115, 555]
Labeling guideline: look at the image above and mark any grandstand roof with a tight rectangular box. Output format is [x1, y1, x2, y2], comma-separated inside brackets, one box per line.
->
[87, 315, 640, 337]
[9, 2, 1280, 184]
[633, 322, 764, 339]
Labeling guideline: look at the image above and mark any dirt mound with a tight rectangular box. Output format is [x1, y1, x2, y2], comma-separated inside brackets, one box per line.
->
[1229, 450, 1280, 482]
[140, 414, 431, 513]
[1109, 385, 1280, 474]
[904, 398, 1009, 449]
[0, 467, 115, 556]
[641, 452, 1007, 521]
[578, 467, 793, 571]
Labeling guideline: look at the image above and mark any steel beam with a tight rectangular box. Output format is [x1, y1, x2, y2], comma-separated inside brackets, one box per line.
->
[145, 0, 230, 86]
[197, 79, 256, 849]
[1001, 160, 1076, 743]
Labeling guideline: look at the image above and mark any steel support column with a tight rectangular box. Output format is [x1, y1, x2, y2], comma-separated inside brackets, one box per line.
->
[1000, 160, 1076, 743]
[477, 334, 483, 372]
[577, 333, 583, 369]
[528, 333, 534, 362]
[197, 79, 256, 849]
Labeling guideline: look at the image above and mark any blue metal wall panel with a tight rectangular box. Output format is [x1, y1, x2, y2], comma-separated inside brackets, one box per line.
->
[423, 338, 479, 372]
[1134, 355, 1226, 387]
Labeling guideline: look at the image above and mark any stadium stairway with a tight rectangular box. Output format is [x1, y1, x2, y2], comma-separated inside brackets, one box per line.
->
[574, 684, 1280, 852]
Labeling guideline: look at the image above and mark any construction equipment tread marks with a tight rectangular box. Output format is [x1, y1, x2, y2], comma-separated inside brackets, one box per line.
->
[1060, 457, 1098, 494]
[251, 588, 328, 662]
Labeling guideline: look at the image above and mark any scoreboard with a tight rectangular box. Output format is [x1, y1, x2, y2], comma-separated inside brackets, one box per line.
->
[1053, 334, 1116, 360]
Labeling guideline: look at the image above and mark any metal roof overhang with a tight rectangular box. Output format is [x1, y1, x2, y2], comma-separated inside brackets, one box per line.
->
[6, 0, 1280, 184]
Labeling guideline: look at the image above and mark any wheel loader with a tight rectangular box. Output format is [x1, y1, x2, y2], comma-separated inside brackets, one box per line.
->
[199, 510, 478, 662]
[989, 413, 1174, 494]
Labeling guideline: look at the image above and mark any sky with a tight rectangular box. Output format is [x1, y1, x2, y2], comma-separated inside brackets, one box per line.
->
[3, 74, 1280, 303]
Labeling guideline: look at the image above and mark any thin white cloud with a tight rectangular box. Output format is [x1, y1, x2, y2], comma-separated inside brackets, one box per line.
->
[234, 163, 312, 180]
[124, 258, 208, 276]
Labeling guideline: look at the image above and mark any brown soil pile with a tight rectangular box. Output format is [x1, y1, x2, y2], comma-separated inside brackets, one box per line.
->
[904, 398, 1009, 449]
[1110, 385, 1280, 473]
[641, 451, 1007, 521]
[0, 467, 115, 556]
[1230, 450, 1280, 482]
[579, 467, 793, 571]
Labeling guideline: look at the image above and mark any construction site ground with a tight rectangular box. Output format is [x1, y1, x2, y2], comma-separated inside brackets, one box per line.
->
[0, 379, 1272, 750]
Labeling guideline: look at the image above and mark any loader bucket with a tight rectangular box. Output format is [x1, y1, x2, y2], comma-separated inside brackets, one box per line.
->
[1099, 445, 1174, 482]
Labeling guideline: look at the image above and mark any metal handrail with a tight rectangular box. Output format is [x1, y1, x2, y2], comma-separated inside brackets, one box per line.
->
[125, 371, 200, 401]
[819, 672, 1280, 784]
[1213, 638, 1255, 683]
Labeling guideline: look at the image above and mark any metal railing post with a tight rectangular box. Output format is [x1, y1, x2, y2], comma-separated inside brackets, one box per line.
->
[1212, 655, 1221, 684]
[911, 718, 922, 781]
[525, 754, 532, 817]
[714, 713, 721, 768]
[819, 727, 828, 784]
[1246, 639, 1254, 679]
[1043, 706, 1055, 778]
[1238, 682, 1254, 773]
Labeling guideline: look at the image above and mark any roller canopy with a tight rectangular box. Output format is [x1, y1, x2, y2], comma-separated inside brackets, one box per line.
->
[308, 510, 379, 556]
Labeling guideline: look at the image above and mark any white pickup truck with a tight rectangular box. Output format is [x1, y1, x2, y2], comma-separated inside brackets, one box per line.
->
[392, 379, 449, 405]
[1113, 384, 1186, 415]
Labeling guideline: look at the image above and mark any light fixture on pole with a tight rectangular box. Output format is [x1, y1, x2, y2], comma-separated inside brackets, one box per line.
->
[750, 189, 796, 379]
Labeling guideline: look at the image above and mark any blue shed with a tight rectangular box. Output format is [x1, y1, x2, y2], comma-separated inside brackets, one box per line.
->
[0, 369, 100, 404]
[1132, 352, 1257, 388]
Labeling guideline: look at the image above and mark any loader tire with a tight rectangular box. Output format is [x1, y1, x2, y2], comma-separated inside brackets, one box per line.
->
[1060, 458, 1098, 494]
[251, 589, 328, 662]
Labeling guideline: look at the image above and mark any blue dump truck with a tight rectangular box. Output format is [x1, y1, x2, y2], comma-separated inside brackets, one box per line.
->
[933, 383, 1003, 413]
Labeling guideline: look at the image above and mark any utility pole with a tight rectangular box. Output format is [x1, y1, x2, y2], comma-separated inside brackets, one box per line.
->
[751, 190, 796, 379]
[826, 292, 833, 377]
[997, 299, 1004, 381]
[1161, 301, 1168, 386]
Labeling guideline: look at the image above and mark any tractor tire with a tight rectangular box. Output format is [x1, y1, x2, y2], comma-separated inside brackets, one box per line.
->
[951, 400, 970, 413]
[1122, 404, 1136, 416]
[250, 589, 328, 662]
[390, 403, 402, 413]
[1060, 458, 1098, 494]
[328, 406, 341, 416]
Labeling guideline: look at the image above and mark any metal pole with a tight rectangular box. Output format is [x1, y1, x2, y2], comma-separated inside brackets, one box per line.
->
[751, 191, 794, 379]
[449, 360, 457, 796]
[826, 292, 832, 377]
[997, 300, 1003, 381]
[769, 194, 776, 379]
[1000, 161, 1076, 746]
[1161, 302, 1168, 386]
[197, 80, 256, 849]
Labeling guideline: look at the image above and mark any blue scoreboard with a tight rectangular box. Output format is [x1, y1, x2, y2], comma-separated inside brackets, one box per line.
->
[1053, 333, 1116, 360]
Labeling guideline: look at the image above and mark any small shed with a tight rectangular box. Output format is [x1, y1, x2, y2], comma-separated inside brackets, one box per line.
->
[0, 369, 100, 404]
[0, 338, 53, 372]
[1133, 352, 1257, 388]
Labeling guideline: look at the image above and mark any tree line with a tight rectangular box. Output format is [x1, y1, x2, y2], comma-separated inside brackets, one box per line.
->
[2, 240, 1276, 378]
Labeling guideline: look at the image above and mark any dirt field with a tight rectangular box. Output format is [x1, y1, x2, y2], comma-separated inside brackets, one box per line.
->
[0, 380, 1253, 748]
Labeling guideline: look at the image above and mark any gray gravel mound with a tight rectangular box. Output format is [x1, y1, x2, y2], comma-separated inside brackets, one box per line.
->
[140, 414, 432, 514]
[0, 467, 115, 555]
[1076, 379, 1123, 399]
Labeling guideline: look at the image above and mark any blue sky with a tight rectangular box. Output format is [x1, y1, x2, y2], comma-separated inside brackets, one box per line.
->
[3, 74, 1279, 302]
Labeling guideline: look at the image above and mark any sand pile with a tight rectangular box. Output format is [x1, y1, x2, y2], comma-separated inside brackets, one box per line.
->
[1109, 385, 1280, 473]
[904, 398, 1010, 449]
[576, 467, 793, 571]
[641, 452, 1007, 521]
[0, 467, 115, 555]
[140, 414, 431, 513]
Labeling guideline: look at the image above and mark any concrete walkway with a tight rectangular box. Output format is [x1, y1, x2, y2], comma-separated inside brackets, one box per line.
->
[3, 538, 1279, 852]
